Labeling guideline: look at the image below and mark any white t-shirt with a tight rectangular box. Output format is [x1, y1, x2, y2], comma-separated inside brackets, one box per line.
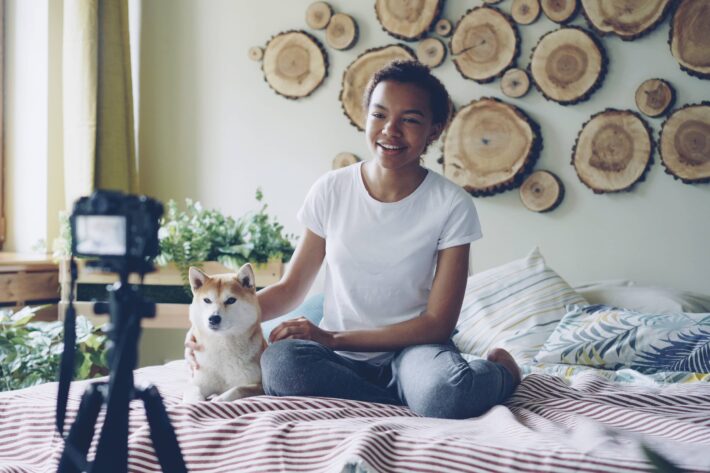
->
[297, 162, 482, 364]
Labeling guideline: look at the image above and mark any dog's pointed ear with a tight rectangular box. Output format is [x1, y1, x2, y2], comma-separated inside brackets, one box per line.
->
[237, 263, 255, 290]
[189, 267, 209, 293]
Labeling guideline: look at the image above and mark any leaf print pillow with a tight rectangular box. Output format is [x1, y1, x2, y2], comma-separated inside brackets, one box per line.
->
[534, 304, 710, 375]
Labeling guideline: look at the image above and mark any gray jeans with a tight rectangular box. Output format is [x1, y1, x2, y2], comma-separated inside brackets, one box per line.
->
[261, 339, 519, 419]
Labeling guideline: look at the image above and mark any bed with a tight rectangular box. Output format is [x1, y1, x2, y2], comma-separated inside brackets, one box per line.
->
[1, 249, 709, 473]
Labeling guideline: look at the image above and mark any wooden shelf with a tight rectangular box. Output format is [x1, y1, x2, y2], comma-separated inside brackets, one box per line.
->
[0, 253, 60, 313]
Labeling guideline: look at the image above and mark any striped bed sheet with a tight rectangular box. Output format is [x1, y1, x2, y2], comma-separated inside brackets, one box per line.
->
[1, 360, 708, 473]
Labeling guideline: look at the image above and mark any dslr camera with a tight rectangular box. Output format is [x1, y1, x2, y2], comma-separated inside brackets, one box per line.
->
[70, 189, 163, 275]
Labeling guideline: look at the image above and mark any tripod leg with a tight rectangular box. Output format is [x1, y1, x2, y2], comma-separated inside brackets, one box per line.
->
[58, 383, 105, 473]
[137, 385, 188, 473]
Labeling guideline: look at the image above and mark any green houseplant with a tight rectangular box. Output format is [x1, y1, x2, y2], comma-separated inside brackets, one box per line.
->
[0, 305, 109, 392]
[155, 189, 296, 294]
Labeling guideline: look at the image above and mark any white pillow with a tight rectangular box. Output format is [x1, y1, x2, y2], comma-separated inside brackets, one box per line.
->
[574, 281, 710, 313]
[454, 248, 587, 363]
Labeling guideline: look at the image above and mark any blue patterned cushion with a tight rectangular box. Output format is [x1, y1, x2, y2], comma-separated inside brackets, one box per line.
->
[453, 248, 587, 362]
[535, 304, 710, 374]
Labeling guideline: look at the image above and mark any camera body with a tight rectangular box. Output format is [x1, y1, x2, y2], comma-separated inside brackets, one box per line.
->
[70, 190, 163, 274]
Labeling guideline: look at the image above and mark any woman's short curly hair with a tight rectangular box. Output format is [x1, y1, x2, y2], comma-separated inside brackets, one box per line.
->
[362, 60, 453, 129]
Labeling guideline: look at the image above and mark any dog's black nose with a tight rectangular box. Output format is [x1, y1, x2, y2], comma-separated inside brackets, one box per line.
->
[209, 315, 222, 326]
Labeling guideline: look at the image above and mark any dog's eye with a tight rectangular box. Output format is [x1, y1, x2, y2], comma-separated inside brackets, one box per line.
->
[203, 297, 212, 304]
[225, 297, 237, 305]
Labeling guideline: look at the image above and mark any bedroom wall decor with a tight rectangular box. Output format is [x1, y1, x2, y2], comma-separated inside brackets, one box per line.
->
[415, 37, 446, 68]
[529, 26, 606, 105]
[339, 44, 416, 131]
[442, 97, 542, 197]
[305, 1, 333, 30]
[540, 0, 578, 24]
[511, 0, 541, 26]
[659, 102, 710, 184]
[635, 78, 675, 118]
[670, 0, 710, 80]
[434, 18, 452, 37]
[572, 109, 654, 194]
[580, 0, 672, 41]
[501, 67, 531, 98]
[261, 30, 328, 100]
[450, 7, 521, 84]
[325, 12, 358, 50]
[248, 46, 263, 62]
[332, 152, 361, 169]
[519, 170, 565, 212]
[374, 0, 443, 41]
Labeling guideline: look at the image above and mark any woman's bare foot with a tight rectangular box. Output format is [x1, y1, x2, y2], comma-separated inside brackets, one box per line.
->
[487, 348, 521, 385]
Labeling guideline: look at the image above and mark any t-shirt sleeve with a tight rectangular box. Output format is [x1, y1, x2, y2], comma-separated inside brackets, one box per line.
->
[296, 174, 330, 238]
[437, 190, 482, 250]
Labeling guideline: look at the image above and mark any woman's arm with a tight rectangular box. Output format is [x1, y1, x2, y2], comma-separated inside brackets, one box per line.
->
[257, 228, 325, 322]
[269, 243, 470, 350]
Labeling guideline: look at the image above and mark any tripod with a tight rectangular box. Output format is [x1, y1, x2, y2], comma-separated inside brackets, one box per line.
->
[57, 272, 187, 473]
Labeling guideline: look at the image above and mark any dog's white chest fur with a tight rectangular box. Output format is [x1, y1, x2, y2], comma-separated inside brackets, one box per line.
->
[193, 334, 262, 396]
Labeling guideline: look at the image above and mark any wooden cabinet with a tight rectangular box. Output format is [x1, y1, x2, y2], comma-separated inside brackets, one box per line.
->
[0, 253, 60, 320]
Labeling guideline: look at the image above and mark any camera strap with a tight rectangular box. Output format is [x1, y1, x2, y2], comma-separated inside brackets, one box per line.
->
[56, 258, 78, 436]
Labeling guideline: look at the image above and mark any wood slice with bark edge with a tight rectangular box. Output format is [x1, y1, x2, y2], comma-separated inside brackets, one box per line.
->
[332, 152, 361, 169]
[450, 7, 521, 84]
[541, 0, 578, 23]
[512, 0, 541, 25]
[306, 1, 333, 30]
[262, 30, 328, 100]
[529, 26, 607, 105]
[659, 102, 710, 184]
[442, 97, 542, 197]
[417, 37, 446, 68]
[339, 44, 416, 131]
[326, 13, 358, 51]
[435, 18, 453, 37]
[501, 68, 531, 98]
[670, 0, 710, 80]
[572, 109, 654, 194]
[248, 46, 264, 62]
[635, 79, 675, 118]
[374, 0, 443, 41]
[520, 170, 565, 212]
[581, 0, 672, 41]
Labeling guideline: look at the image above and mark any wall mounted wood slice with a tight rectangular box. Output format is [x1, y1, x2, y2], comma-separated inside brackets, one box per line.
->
[581, 0, 672, 41]
[332, 152, 360, 169]
[417, 37, 446, 68]
[511, 0, 541, 25]
[306, 1, 333, 30]
[572, 109, 653, 194]
[248, 46, 264, 62]
[450, 7, 520, 84]
[659, 102, 710, 184]
[263, 30, 328, 100]
[501, 68, 531, 98]
[434, 18, 453, 37]
[520, 170, 564, 212]
[541, 0, 578, 24]
[442, 97, 542, 196]
[529, 27, 606, 105]
[375, 0, 443, 41]
[339, 45, 416, 131]
[670, 0, 710, 80]
[326, 13, 358, 50]
[635, 79, 675, 118]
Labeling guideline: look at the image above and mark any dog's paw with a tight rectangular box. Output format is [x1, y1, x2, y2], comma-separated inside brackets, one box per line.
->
[214, 384, 263, 402]
[182, 385, 206, 403]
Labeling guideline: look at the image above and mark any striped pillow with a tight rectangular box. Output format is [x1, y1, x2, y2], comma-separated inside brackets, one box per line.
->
[453, 248, 587, 362]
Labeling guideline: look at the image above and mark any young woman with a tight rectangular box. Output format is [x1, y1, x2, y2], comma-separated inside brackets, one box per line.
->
[187, 60, 520, 419]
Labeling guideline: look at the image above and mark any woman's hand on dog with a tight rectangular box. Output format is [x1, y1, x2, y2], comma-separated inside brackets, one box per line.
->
[269, 317, 334, 347]
[184, 329, 204, 374]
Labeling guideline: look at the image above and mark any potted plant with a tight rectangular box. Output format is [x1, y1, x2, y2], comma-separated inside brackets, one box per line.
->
[0, 305, 109, 391]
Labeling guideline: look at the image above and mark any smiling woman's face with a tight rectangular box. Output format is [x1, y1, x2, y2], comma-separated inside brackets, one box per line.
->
[365, 80, 442, 172]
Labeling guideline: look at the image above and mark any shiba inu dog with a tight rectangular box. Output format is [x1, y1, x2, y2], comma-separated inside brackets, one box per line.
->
[182, 264, 266, 403]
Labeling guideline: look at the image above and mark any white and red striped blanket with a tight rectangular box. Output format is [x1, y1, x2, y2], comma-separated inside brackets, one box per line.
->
[1, 361, 709, 473]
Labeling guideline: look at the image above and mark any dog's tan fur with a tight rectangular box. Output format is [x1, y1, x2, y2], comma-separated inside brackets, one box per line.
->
[182, 264, 266, 403]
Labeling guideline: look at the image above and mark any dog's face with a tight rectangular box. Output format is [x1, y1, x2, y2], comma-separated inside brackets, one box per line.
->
[188, 264, 260, 335]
